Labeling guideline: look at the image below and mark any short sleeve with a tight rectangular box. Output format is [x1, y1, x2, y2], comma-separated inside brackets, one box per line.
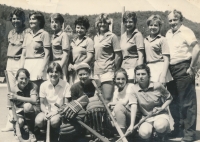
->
[42, 31, 51, 47]
[39, 82, 46, 98]
[161, 38, 170, 55]
[86, 38, 94, 53]
[128, 93, 138, 105]
[22, 34, 27, 49]
[135, 32, 144, 50]
[112, 34, 121, 52]
[156, 83, 172, 101]
[112, 86, 119, 103]
[62, 32, 70, 51]
[30, 83, 38, 96]
[184, 28, 197, 46]
[8, 30, 12, 42]
[64, 84, 71, 98]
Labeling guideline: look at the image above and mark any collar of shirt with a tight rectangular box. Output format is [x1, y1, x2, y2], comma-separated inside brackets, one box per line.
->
[125, 28, 139, 42]
[29, 29, 44, 37]
[72, 35, 87, 46]
[168, 24, 184, 35]
[135, 82, 154, 92]
[96, 31, 112, 42]
[11, 26, 26, 35]
[146, 34, 161, 42]
[47, 78, 65, 88]
[52, 30, 63, 39]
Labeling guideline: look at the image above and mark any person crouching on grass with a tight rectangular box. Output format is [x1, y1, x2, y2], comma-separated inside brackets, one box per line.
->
[8, 68, 40, 142]
[35, 62, 70, 138]
[126, 64, 173, 141]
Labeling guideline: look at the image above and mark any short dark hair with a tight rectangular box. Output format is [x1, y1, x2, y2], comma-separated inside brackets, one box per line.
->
[10, 9, 25, 26]
[123, 11, 137, 24]
[74, 16, 90, 30]
[47, 62, 63, 75]
[15, 68, 30, 79]
[114, 68, 128, 84]
[50, 13, 64, 25]
[29, 12, 45, 28]
[134, 64, 151, 78]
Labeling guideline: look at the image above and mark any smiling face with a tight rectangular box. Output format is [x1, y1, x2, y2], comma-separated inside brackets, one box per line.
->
[29, 15, 40, 29]
[135, 69, 150, 84]
[98, 21, 109, 33]
[115, 72, 127, 90]
[16, 72, 29, 89]
[148, 21, 160, 36]
[48, 68, 61, 85]
[168, 13, 182, 33]
[76, 24, 87, 38]
[77, 69, 90, 84]
[11, 14, 23, 29]
[51, 18, 62, 33]
[124, 18, 135, 32]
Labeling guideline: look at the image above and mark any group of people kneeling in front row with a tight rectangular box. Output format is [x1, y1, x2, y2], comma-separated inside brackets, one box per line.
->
[2, 7, 199, 142]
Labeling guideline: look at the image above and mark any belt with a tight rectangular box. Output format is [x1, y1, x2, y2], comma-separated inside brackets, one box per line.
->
[123, 56, 138, 60]
[170, 59, 191, 66]
[8, 56, 21, 60]
[147, 60, 164, 64]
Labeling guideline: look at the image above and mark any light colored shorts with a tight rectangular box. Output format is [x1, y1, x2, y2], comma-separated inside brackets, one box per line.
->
[24, 58, 48, 81]
[93, 71, 114, 83]
[125, 68, 135, 80]
[147, 62, 173, 83]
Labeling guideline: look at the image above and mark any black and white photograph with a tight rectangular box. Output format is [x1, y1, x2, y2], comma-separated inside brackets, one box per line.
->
[0, 0, 200, 141]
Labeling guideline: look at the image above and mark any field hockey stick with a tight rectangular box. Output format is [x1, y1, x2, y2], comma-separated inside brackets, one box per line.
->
[4, 70, 30, 142]
[91, 80, 128, 142]
[46, 105, 51, 142]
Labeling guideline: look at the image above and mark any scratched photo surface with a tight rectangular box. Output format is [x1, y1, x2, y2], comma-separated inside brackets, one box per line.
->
[0, 0, 200, 142]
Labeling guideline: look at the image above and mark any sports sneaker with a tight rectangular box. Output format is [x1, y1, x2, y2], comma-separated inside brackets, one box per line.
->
[29, 133, 37, 142]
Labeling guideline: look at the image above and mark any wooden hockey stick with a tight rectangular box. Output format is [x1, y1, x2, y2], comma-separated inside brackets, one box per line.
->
[46, 105, 51, 142]
[91, 80, 128, 142]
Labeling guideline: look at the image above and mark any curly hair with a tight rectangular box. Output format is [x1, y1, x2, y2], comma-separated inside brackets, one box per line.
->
[29, 12, 45, 28]
[123, 11, 137, 24]
[95, 13, 111, 28]
[74, 16, 90, 30]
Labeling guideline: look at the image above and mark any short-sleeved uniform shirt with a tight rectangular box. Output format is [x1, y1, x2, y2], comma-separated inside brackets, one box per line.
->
[70, 36, 94, 64]
[166, 25, 197, 65]
[13, 81, 39, 108]
[129, 82, 172, 116]
[7, 28, 31, 57]
[67, 79, 101, 100]
[94, 31, 121, 75]
[40, 79, 70, 111]
[120, 29, 144, 69]
[144, 34, 170, 63]
[51, 31, 70, 60]
[22, 29, 51, 59]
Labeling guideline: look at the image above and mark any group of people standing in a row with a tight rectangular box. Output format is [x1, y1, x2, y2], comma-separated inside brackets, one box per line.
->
[1, 8, 199, 142]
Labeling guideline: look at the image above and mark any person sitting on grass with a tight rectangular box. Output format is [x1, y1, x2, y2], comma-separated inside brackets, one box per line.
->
[8, 68, 40, 142]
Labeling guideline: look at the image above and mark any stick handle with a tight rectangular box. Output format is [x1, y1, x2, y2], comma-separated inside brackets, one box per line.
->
[91, 80, 128, 142]
[46, 105, 51, 142]
[4, 70, 30, 142]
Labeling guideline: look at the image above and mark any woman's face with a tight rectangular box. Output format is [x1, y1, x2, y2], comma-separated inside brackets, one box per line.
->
[148, 21, 160, 36]
[17, 72, 29, 89]
[115, 72, 127, 90]
[12, 14, 23, 29]
[124, 18, 135, 32]
[29, 15, 40, 29]
[48, 68, 61, 85]
[51, 18, 62, 33]
[98, 21, 109, 33]
[135, 69, 150, 84]
[77, 69, 90, 84]
[76, 24, 87, 38]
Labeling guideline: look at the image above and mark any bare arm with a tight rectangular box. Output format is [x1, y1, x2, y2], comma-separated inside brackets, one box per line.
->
[137, 49, 144, 65]
[8, 93, 37, 104]
[114, 51, 122, 71]
[59, 50, 69, 68]
[20, 48, 26, 68]
[81, 52, 94, 64]
[40, 97, 48, 114]
[159, 55, 170, 84]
